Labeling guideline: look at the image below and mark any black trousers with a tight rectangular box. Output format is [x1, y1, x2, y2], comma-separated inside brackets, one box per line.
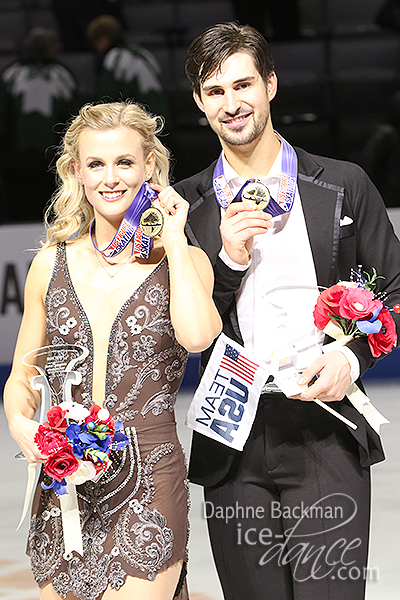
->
[204, 394, 371, 600]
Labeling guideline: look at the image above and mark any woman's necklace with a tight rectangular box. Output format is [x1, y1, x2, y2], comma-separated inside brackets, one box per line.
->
[94, 248, 133, 278]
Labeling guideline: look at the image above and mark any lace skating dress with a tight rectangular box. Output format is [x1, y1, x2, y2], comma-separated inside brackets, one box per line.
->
[27, 243, 189, 600]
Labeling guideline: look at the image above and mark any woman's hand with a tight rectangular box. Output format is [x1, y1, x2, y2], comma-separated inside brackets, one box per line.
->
[150, 184, 189, 247]
[9, 414, 46, 464]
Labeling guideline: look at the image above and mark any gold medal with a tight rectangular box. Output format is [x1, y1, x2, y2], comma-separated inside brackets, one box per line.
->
[139, 207, 164, 237]
[241, 180, 271, 211]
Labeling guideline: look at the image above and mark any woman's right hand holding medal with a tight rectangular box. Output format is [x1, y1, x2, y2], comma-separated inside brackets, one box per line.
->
[149, 184, 190, 249]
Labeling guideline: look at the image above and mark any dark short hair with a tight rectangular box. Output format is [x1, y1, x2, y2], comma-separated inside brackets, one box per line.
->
[23, 28, 59, 63]
[185, 21, 275, 96]
[86, 15, 125, 48]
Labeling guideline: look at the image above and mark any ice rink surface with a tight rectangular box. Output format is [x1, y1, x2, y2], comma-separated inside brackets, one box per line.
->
[0, 380, 398, 599]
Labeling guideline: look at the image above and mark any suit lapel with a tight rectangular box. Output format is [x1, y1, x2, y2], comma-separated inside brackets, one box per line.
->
[184, 162, 223, 264]
[296, 150, 344, 289]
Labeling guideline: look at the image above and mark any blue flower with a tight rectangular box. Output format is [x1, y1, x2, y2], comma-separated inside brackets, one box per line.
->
[111, 421, 129, 450]
[65, 423, 84, 458]
[65, 422, 111, 455]
[356, 307, 383, 334]
[65, 423, 81, 443]
[41, 478, 68, 495]
[80, 427, 111, 453]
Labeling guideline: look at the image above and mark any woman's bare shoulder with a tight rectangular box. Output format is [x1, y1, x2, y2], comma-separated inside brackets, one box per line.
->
[26, 245, 58, 294]
[31, 244, 57, 270]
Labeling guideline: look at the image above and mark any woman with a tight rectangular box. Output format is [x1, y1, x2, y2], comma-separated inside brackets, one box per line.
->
[3, 102, 222, 600]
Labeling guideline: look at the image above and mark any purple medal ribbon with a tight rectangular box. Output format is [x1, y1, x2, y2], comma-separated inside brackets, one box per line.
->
[90, 181, 158, 259]
[212, 132, 298, 217]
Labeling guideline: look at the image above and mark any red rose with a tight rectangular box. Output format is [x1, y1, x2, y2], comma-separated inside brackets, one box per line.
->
[85, 405, 114, 430]
[339, 287, 382, 321]
[320, 284, 347, 310]
[44, 406, 68, 433]
[368, 308, 397, 357]
[314, 285, 346, 330]
[35, 425, 69, 456]
[313, 302, 332, 330]
[44, 446, 79, 482]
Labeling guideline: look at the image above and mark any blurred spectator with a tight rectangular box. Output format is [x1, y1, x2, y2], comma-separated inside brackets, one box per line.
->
[231, 0, 301, 41]
[87, 15, 172, 129]
[51, 0, 125, 51]
[0, 28, 78, 222]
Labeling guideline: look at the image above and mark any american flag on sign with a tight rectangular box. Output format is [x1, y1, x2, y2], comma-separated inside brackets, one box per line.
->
[220, 344, 259, 384]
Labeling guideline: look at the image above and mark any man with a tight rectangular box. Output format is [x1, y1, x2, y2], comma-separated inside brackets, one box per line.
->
[0, 28, 77, 222]
[51, 0, 124, 51]
[174, 22, 400, 600]
[86, 15, 172, 130]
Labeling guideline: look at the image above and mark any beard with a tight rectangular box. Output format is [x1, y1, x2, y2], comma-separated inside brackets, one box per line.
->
[212, 107, 270, 146]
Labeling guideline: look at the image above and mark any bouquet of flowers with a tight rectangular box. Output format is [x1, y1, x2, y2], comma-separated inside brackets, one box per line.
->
[313, 268, 398, 357]
[34, 402, 129, 495]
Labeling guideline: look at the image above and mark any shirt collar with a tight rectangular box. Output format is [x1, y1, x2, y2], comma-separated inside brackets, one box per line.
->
[221, 144, 283, 189]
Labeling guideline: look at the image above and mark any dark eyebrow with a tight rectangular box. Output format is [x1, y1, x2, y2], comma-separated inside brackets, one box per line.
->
[202, 76, 257, 92]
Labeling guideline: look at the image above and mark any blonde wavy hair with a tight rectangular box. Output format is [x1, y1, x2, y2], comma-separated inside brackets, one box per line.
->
[43, 101, 170, 247]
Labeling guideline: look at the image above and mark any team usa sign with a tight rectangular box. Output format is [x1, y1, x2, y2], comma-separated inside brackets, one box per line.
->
[186, 334, 270, 450]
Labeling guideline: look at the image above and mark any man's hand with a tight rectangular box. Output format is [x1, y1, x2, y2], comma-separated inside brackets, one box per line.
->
[220, 202, 272, 265]
[289, 351, 352, 403]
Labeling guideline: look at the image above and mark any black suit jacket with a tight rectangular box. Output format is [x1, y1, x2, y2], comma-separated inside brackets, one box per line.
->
[175, 146, 400, 487]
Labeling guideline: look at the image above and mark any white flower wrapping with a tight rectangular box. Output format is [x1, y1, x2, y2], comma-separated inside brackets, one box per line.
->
[58, 401, 90, 423]
[66, 459, 107, 485]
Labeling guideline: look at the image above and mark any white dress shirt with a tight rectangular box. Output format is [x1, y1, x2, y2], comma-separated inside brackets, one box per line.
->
[219, 148, 360, 381]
